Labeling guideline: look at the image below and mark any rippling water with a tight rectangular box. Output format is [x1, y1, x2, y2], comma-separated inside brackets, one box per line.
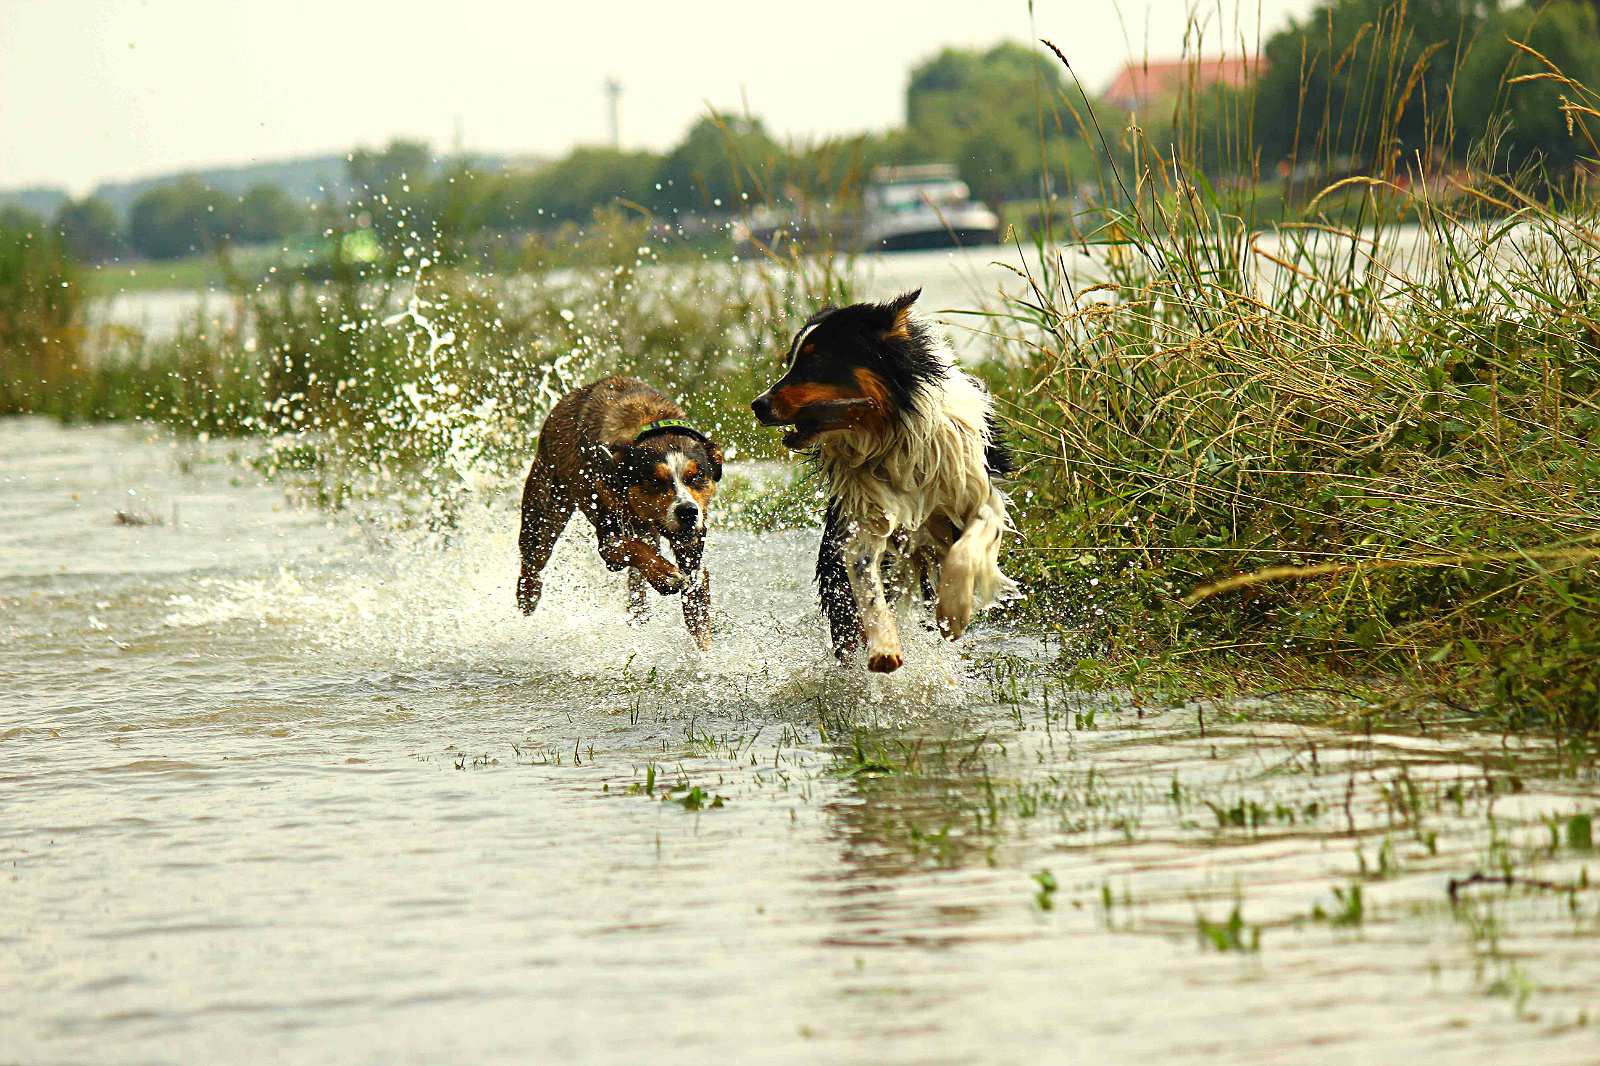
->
[4, 416, 1598, 1065]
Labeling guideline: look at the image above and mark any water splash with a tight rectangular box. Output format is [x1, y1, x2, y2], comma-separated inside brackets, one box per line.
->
[162, 485, 982, 725]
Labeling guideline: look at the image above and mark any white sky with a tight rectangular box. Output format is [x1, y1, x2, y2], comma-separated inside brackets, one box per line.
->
[1, 0, 1318, 195]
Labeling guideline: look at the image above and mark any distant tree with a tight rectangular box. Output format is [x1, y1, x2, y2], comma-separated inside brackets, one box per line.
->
[128, 180, 239, 260]
[899, 42, 1089, 203]
[469, 170, 542, 232]
[0, 205, 44, 237]
[1454, 1, 1600, 173]
[907, 42, 1063, 126]
[534, 146, 663, 222]
[347, 140, 432, 196]
[650, 115, 780, 213]
[53, 197, 121, 263]
[235, 184, 306, 244]
[346, 140, 436, 256]
[1252, 0, 1496, 171]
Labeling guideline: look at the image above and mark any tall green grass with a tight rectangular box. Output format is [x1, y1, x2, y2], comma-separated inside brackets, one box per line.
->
[990, 29, 1600, 734]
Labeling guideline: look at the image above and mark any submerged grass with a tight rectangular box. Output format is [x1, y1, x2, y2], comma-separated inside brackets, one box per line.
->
[627, 665, 1599, 1019]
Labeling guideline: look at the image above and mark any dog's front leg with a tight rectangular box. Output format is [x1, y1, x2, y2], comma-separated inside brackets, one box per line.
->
[846, 531, 901, 673]
[517, 482, 574, 615]
[671, 536, 712, 651]
[936, 503, 1004, 640]
[817, 500, 864, 660]
[597, 532, 687, 594]
[626, 568, 649, 623]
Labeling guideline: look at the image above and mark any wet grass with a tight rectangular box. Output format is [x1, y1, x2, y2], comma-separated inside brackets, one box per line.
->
[973, 34, 1600, 740]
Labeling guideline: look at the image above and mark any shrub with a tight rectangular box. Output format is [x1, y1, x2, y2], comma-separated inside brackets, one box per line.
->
[0, 209, 84, 415]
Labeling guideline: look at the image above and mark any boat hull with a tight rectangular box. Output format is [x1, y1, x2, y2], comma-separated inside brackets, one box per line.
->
[871, 226, 1000, 252]
[861, 200, 1001, 253]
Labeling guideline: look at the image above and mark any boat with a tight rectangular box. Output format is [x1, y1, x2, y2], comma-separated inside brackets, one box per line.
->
[859, 165, 1000, 252]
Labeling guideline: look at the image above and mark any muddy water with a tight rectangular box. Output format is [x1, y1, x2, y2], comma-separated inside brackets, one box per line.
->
[4, 417, 1599, 1065]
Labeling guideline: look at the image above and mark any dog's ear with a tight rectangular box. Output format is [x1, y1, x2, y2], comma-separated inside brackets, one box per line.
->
[595, 440, 637, 486]
[872, 288, 921, 339]
[704, 439, 724, 482]
[888, 288, 921, 314]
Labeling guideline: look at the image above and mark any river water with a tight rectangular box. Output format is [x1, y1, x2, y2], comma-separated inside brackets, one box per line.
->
[90, 245, 1039, 347]
[4, 415, 1599, 1064]
[90, 226, 1448, 346]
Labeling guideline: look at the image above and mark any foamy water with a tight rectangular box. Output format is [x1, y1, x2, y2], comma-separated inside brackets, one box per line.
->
[4, 417, 1599, 1065]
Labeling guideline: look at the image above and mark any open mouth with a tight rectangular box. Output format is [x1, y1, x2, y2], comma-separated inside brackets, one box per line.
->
[774, 398, 874, 451]
[782, 420, 826, 450]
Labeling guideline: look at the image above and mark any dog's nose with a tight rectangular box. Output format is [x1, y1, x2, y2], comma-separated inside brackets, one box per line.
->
[751, 394, 774, 424]
[674, 502, 700, 528]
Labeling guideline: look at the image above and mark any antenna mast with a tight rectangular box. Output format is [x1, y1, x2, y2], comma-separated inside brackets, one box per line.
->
[603, 77, 623, 148]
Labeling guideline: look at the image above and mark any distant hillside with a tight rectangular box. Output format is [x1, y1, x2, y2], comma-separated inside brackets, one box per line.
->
[91, 155, 359, 221]
[4, 151, 520, 225]
[89, 151, 508, 222]
[0, 186, 69, 220]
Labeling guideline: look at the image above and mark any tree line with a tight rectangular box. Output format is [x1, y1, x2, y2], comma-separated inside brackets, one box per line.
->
[1201, 0, 1600, 179]
[349, 41, 1095, 256]
[21, 40, 1091, 265]
[26, 180, 309, 264]
[16, 2, 1600, 268]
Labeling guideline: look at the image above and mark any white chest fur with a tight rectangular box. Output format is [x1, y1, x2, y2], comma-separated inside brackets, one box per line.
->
[818, 364, 1003, 536]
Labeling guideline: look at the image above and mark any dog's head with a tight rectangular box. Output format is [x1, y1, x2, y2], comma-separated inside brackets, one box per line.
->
[599, 424, 723, 538]
[750, 289, 942, 450]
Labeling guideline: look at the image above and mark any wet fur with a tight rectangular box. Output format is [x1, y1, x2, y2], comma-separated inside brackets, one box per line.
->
[517, 376, 722, 650]
[753, 290, 1015, 672]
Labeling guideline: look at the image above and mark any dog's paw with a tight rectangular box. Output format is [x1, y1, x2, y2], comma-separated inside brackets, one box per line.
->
[867, 651, 903, 674]
[655, 569, 689, 595]
[936, 604, 972, 641]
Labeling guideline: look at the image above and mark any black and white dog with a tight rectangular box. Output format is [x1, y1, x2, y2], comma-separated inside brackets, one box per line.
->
[751, 289, 1015, 672]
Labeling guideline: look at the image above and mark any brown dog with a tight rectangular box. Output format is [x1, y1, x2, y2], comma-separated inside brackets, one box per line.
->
[517, 376, 723, 649]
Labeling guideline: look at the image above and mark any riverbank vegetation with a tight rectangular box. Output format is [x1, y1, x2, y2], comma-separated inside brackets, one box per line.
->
[0, 207, 847, 514]
[989, 1, 1600, 739]
[3, 0, 1600, 736]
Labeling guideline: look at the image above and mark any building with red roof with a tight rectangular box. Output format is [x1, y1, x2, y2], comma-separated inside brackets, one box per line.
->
[1102, 56, 1259, 112]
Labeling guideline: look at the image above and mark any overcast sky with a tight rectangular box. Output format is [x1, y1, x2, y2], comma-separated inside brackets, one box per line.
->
[1, 0, 1317, 195]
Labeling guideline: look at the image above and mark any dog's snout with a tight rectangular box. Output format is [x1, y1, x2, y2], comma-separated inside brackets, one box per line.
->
[674, 502, 700, 527]
[751, 394, 775, 425]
